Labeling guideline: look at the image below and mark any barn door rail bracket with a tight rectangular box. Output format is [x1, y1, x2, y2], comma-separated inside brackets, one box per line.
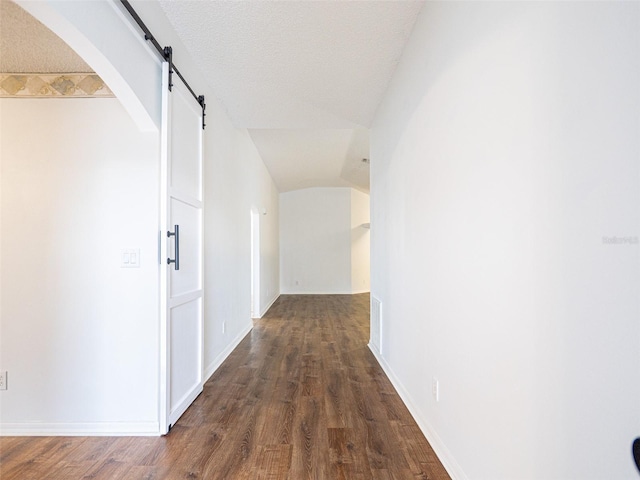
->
[120, 0, 207, 129]
[163, 46, 174, 91]
[198, 95, 206, 129]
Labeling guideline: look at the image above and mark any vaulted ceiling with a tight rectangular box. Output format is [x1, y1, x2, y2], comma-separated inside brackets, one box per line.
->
[2, 0, 424, 193]
[158, 1, 424, 192]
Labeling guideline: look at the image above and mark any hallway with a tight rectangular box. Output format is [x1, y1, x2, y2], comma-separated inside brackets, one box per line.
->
[0, 294, 449, 479]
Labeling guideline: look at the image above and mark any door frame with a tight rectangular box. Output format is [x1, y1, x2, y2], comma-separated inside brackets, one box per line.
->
[250, 208, 261, 318]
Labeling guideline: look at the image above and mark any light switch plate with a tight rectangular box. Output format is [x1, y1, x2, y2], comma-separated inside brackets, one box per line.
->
[121, 248, 140, 268]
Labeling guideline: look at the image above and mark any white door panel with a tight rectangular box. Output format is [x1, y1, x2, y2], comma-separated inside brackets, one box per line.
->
[160, 61, 204, 433]
[169, 298, 202, 415]
[169, 198, 201, 297]
[170, 87, 202, 201]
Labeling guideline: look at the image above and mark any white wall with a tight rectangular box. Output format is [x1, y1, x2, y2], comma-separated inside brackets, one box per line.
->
[280, 188, 351, 294]
[280, 187, 369, 294]
[1, 0, 281, 433]
[351, 189, 370, 294]
[0, 98, 159, 434]
[204, 119, 280, 361]
[127, 1, 281, 378]
[370, 2, 640, 479]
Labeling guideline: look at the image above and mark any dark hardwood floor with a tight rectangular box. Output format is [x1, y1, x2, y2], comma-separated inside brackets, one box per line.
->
[0, 294, 450, 479]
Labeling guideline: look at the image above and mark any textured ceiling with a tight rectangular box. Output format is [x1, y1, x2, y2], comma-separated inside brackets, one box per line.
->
[159, 1, 424, 192]
[0, 0, 92, 73]
[159, 0, 423, 130]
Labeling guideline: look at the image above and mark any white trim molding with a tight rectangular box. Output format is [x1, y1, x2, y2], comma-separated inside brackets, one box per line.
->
[352, 288, 371, 295]
[0, 421, 160, 436]
[368, 344, 468, 480]
[258, 293, 280, 318]
[203, 323, 253, 382]
[279, 290, 355, 295]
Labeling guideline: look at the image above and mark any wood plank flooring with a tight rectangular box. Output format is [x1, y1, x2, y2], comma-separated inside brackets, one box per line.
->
[0, 294, 450, 480]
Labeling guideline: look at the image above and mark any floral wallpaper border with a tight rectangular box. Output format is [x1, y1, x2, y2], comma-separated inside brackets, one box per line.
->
[0, 73, 114, 98]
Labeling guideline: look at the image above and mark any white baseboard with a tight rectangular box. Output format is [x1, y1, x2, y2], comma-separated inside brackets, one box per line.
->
[280, 290, 353, 295]
[2, 324, 254, 437]
[204, 323, 253, 382]
[0, 421, 159, 436]
[351, 288, 371, 295]
[368, 344, 468, 480]
[257, 293, 280, 318]
[169, 384, 203, 427]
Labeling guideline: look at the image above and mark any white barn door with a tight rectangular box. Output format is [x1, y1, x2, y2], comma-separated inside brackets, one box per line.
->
[160, 62, 204, 433]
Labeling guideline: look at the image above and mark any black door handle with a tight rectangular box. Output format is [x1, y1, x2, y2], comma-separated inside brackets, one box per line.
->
[167, 225, 179, 270]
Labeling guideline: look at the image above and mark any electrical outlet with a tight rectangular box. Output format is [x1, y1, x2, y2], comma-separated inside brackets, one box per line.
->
[0, 371, 7, 390]
[432, 376, 439, 402]
[222, 321, 226, 334]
